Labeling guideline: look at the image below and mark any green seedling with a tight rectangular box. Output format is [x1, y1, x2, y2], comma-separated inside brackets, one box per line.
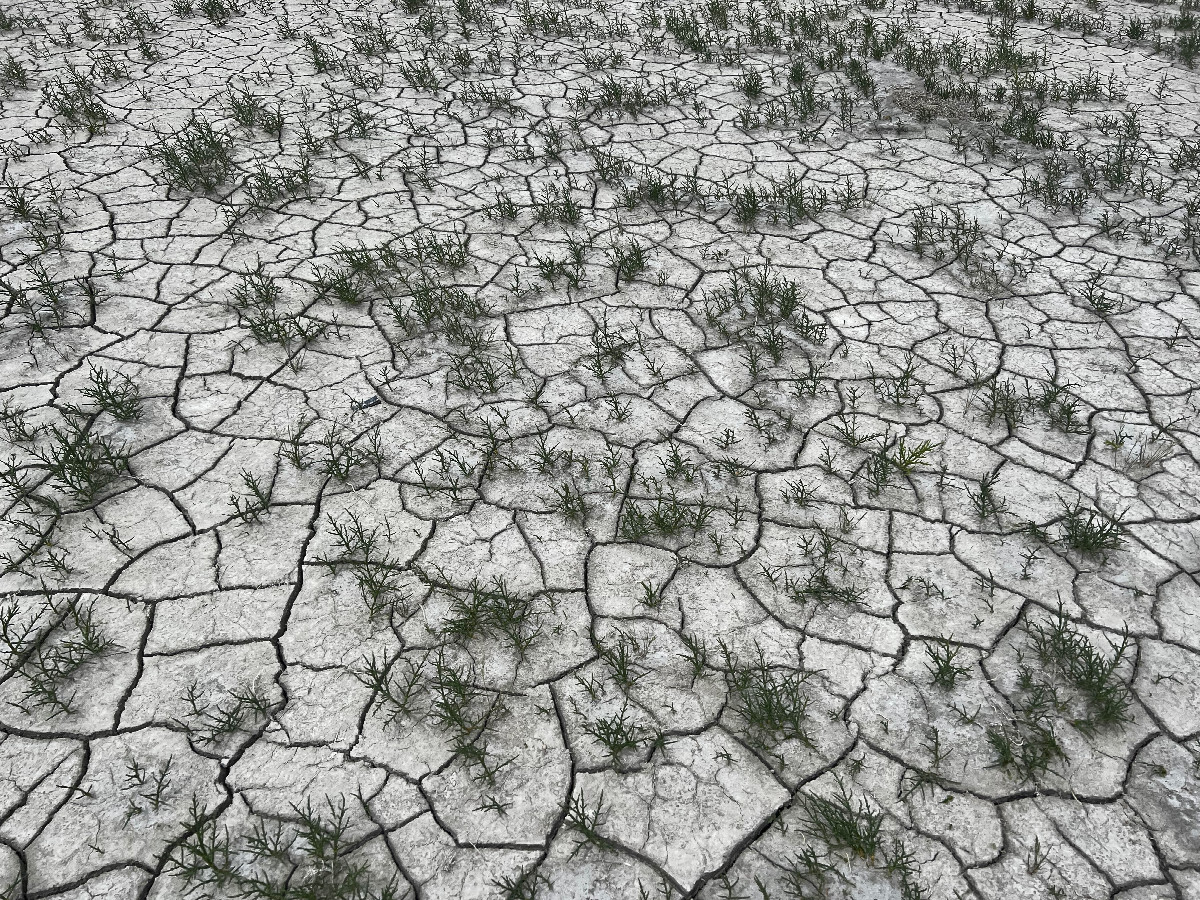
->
[1027, 605, 1131, 734]
[228, 469, 273, 524]
[2, 594, 113, 717]
[1058, 498, 1123, 558]
[34, 415, 129, 501]
[582, 700, 652, 766]
[721, 642, 813, 753]
[145, 118, 235, 192]
[925, 638, 971, 688]
[80, 365, 142, 421]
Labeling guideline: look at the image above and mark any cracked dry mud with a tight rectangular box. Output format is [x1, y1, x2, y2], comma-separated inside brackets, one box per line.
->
[1, 0, 1199, 895]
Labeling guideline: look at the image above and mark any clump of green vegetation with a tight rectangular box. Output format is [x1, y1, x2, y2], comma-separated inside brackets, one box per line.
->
[0, 594, 114, 717]
[699, 267, 828, 377]
[719, 642, 813, 754]
[178, 679, 276, 747]
[314, 420, 385, 483]
[1023, 498, 1125, 561]
[974, 374, 1090, 437]
[80, 365, 142, 421]
[0, 53, 28, 94]
[564, 790, 614, 857]
[619, 485, 713, 543]
[925, 638, 971, 689]
[582, 699, 655, 767]
[1057, 499, 1124, 558]
[908, 205, 1027, 293]
[1027, 605, 1132, 735]
[228, 469, 273, 524]
[440, 575, 543, 658]
[227, 269, 328, 349]
[607, 237, 651, 286]
[987, 605, 1131, 782]
[42, 70, 110, 134]
[170, 794, 402, 899]
[314, 231, 469, 306]
[227, 87, 282, 134]
[33, 414, 130, 501]
[315, 511, 410, 622]
[241, 157, 313, 210]
[726, 169, 870, 227]
[145, 117, 236, 192]
[792, 780, 928, 899]
[798, 780, 883, 860]
[986, 704, 1066, 783]
[4, 260, 73, 335]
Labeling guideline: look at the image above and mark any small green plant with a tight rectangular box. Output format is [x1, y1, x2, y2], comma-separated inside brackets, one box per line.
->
[978, 376, 1026, 433]
[925, 638, 971, 688]
[179, 679, 275, 746]
[42, 70, 110, 134]
[607, 238, 651, 286]
[427, 649, 498, 751]
[1, 174, 50, 225]
[302, 32, 343, 73]
[869, 352, 925, 406]
[1, 594, 114, 717]
[582, 700, 652, 767]
[531, 182, 581, 225]
[226, 87, 282, 134]
[1031, 379, 1089, 435]
[638, 580, 665, 610]
[1105, 427, 1175, 472]
[441, 575, 543, 658]
[198, 0, 244, 25]
[241, 156, 314, 210]
[678, 631, 708, 685]
[353, 651, 425, 725]
[122, 755, 174, 823]
[314, 420, 384, 482]
[986, 712, 1065, 783]
[908, 205, 1025, 292]
[968, 465, 1007, 520]
[1027, 605, 1132, 734]
[888, 436, 940, 474]
[145, 118, 236, 192]
[34, 415, 129, 501]
[720, 643, 813, 754]
[316, 511, 412, 622]
[0, 399, 37, 443]
[228, 269, 326, 349]
[169, 794, 401, 898]
[1170, 139, 1200, 172]
[595, 630, 650, 693]
[494, 868, 552, 899]
[1058, 498, 1123, 558]
[564, 790, 612, 857]
[797, 780, 883, 860]
[0, 53, 27, 94]
[228, 469, 273, 524]
[739, 69, 765, 98]
[1078, 271, 1124, 317]
[0, 485, 68, 579]
[7, 260, 72, 335]
[80, 365, 142, 421]
[619, 487, 712, 543]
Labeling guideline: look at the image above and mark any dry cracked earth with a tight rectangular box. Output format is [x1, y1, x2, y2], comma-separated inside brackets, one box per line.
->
[0, 0, 1199, 896]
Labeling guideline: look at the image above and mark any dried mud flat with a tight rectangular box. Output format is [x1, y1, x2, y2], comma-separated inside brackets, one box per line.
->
[0, 0, 1199, 896]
